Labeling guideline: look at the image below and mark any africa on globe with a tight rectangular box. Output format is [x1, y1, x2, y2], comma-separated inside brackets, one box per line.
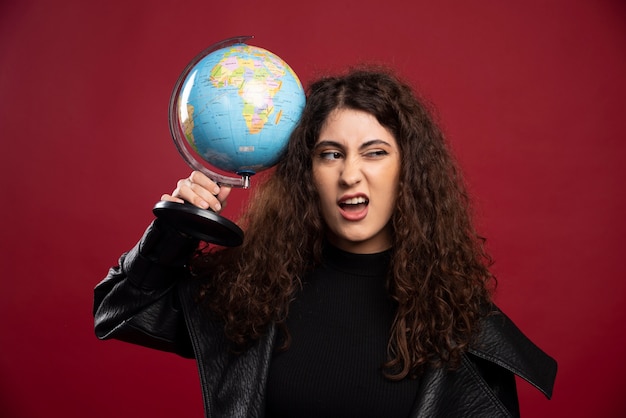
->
[171, 38, 306, 181]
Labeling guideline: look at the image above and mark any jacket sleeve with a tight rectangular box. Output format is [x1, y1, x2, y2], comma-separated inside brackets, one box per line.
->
[93, 218, 200, 358]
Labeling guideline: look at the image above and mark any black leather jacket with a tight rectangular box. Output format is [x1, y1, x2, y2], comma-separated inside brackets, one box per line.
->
[94, 220, 557, 417]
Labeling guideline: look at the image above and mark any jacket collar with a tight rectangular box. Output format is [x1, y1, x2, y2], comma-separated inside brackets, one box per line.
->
[469, 308, 557, 399]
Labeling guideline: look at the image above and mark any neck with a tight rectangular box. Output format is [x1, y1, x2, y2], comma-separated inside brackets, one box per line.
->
[324, 229, 392, 254]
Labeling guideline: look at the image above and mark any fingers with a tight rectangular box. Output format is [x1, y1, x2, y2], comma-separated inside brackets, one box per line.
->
[215, 183, 232, 203]
[188, 171, 220, 195]
[160, 193, 185, 204]
[163, 171, 230, 212]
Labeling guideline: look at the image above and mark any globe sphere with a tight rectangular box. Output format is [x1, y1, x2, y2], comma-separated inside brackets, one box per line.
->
[171, 41, 306, 178]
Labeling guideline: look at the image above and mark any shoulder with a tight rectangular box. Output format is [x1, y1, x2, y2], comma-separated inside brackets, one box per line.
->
[469, 306, 557, 399]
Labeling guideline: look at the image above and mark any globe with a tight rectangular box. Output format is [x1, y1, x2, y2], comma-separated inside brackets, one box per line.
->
[154, 37, 305, 247]
[170, 37, 306, 186]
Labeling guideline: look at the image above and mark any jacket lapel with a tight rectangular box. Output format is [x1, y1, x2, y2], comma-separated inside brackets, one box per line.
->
[409, 357, 516, 417]
[468, 309, 557, 399]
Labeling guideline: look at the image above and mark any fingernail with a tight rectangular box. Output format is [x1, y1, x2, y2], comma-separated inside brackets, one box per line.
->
[200, 200, 209, 209]
[214, 202, 222, 212]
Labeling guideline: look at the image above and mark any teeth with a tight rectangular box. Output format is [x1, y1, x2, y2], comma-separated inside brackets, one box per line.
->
[341, 197, 368, 205]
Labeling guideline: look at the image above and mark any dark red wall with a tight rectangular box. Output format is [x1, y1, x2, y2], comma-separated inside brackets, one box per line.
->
[1, 0, 625, 416]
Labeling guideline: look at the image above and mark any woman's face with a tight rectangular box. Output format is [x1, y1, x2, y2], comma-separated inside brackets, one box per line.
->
[312, 108, 401, 254]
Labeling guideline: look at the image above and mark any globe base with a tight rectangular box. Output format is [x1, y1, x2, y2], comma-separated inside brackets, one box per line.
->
[152, 201, 243, 247]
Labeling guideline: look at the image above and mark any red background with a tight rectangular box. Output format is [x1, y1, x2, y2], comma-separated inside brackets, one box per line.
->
[1, 0, 625, 416]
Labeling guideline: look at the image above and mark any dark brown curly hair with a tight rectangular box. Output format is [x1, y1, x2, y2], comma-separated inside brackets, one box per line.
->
[193, 66, 495, 380]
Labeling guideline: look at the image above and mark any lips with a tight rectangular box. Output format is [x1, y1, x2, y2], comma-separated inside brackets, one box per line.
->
[338, 194, 369, 221]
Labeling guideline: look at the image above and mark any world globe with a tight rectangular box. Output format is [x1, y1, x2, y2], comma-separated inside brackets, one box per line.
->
[170, 36, 306, 187]
[154, 37, 305, 247]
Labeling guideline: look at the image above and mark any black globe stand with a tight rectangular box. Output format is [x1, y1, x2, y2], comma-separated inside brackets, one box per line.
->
[153, 201, 243, 247]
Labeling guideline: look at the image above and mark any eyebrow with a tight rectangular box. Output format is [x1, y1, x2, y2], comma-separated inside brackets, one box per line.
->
[314, 139, 392, 151]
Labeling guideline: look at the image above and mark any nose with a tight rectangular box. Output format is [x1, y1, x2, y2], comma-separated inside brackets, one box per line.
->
[339, 156, 362, 187]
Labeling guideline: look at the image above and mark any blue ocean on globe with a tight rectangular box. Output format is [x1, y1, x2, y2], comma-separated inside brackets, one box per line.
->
[177, 43, 306, 175]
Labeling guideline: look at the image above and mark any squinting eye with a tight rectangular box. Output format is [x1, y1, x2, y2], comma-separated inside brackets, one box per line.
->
[320, 151, 343, 160]
[365, 150, 389, 157]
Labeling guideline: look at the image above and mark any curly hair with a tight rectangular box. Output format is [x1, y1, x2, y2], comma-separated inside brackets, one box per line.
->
[193, 66, 495, 380]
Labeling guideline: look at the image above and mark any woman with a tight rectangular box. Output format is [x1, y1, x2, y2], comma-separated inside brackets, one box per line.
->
[94, 68, 556, 417]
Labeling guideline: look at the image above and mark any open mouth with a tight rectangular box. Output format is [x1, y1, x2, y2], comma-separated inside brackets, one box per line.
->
[338, 196, 369, 211]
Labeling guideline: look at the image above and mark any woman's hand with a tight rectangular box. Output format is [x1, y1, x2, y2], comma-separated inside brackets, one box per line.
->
[160, 171, 231, 213]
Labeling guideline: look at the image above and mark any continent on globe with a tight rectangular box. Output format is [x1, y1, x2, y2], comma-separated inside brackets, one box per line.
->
[210, 47, 290, 134]
[174, 41, 305, 175]
[183, 104, 195, 144]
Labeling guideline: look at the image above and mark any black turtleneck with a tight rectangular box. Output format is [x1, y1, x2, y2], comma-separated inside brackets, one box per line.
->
[265, 244, 420, 418]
